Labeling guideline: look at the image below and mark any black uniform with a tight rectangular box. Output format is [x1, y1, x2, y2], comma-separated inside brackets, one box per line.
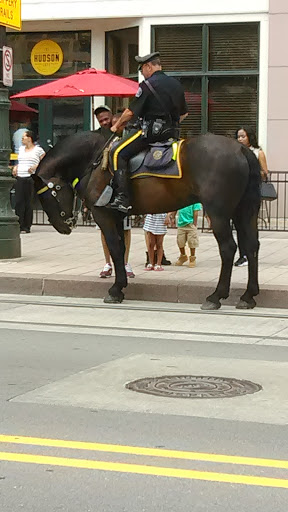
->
[111, 71, 187, 169]
[109, 67, 187, 212]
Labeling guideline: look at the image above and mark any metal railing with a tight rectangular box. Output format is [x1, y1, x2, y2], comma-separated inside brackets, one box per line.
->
[11, 171, 286, 231]
[201, 171, 287, 232]
[257, 172, 288, 231]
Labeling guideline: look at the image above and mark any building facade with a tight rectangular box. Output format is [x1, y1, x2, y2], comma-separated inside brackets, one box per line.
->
[268, 0, 288, 171]
[7, 0, 285, 173]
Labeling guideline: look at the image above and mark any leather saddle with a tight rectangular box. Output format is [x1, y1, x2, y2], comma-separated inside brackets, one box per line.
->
[128, 140, 182, 179]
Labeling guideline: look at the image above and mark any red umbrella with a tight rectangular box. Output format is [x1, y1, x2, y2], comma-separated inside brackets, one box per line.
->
[11, 68, 139, 99]
[9, 100, 39, 123]
[10, 100, 38, 113]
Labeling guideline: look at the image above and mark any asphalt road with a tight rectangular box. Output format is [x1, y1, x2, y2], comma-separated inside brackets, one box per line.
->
[0, 295, 287, 511]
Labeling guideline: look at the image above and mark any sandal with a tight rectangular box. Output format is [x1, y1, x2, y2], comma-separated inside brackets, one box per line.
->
[145, 264, 154, 271]
[154, 265, 164, 271]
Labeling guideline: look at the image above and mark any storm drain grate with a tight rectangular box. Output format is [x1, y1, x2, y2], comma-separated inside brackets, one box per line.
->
[126, 375, 262, 399]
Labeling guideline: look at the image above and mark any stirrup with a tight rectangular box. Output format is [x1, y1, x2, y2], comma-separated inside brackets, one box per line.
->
[110, 203, 132, 214]
[109, 195, 132, 213]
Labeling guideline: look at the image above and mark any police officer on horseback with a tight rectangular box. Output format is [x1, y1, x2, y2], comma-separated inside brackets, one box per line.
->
[109, 51, 188, 213]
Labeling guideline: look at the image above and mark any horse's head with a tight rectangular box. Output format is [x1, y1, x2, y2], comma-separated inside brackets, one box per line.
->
[32, 173, 76, 234]
[32, 131, 110, 233]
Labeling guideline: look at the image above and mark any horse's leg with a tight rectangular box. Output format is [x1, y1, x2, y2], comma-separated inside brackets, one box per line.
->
[92, 208, 127, 303]
[201, 216, 237, 311]
[233, 212, 259, 309]
[105, 215, 127, 303]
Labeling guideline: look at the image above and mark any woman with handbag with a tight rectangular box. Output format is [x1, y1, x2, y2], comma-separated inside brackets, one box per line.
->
[234, 126, 269, 267]
[236, 126, 268, 180]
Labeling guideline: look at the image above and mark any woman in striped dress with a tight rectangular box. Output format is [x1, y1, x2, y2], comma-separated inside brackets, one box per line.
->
[143, 213, 167, 271]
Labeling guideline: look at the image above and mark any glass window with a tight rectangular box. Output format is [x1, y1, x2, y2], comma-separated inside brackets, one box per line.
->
[209, 24, 259, 71]
[178, 77, 202, 137]
[153, 22, 259, 136]
[52, 98, 85, 145]
[154, 25, 202, 72]
[208, 76, 258, 137]
[7, 31, 91, 79]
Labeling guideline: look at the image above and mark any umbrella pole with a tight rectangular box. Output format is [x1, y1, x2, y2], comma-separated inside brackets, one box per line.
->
[92, 96, 95, 130]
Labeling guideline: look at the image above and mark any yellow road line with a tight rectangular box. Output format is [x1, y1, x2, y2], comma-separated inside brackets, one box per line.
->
[0, 435, 287, 470]
[0, 451, 287, 488]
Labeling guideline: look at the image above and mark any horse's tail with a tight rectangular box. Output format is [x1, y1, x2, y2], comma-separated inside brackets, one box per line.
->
[240, 144, 261, 211]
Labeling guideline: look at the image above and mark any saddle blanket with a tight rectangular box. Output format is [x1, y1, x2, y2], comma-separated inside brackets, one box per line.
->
[129, 139, 184, 180]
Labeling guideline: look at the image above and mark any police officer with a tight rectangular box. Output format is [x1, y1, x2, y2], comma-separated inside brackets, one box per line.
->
[109, 51, 188, 213]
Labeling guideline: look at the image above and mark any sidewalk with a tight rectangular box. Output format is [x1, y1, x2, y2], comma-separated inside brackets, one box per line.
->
[0, 225, 288, 308]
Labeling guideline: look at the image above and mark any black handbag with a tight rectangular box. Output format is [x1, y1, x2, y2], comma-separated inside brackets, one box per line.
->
[260, 178, 277, 202]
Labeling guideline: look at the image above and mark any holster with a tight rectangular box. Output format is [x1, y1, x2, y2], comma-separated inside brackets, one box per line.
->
[152, 119, 166, 137]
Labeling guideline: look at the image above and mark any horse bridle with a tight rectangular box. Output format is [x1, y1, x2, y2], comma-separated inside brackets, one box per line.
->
[36, 133, 117, 230]
[36, 178, 80, 230]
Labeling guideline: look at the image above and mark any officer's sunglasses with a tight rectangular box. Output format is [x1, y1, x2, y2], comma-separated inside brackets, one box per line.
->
[138, 63, 148, 73]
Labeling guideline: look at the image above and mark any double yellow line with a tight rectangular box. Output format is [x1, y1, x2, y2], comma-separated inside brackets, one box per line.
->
[0, 434, 287, 489]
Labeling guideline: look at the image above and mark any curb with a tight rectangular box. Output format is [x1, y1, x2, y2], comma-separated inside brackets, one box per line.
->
[1, 273, 288, 308]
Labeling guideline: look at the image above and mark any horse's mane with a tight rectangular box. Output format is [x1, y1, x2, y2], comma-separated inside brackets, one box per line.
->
[36, 131, 105, 179]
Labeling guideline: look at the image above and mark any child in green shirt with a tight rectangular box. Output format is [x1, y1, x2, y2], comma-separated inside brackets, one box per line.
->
[167, 203, 202, 267]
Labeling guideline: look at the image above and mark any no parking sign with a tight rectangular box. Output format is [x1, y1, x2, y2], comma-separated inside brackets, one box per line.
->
[2, 46, 13, 87]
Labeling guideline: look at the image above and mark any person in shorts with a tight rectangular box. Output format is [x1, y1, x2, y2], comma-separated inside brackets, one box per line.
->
[167, 203, 202, 267]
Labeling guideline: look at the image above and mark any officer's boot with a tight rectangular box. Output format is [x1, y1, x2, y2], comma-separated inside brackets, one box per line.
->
[110, 169, 132, 214]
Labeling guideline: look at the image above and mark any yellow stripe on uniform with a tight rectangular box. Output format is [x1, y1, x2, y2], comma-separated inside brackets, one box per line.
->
[0, 435, 287, 469]
[113, 130, 142, 170]
[0, 451, 287, 488]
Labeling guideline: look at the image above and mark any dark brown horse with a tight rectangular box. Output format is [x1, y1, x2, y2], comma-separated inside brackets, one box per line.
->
[32, 131, 261, 309]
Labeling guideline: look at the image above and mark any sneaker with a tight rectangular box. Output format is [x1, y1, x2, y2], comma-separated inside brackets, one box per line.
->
[234, 256, 248, 267]
[174, 254, 188, 266]
[189, 256, 196, 268]
[100, 263, 112, 278]
[125, 263, 135, 278]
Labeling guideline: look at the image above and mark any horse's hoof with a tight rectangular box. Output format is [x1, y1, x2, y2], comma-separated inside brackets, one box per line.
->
[103, 294, 124, 304]
[236, 299, 256, 310]
[201, 300, 221, 311]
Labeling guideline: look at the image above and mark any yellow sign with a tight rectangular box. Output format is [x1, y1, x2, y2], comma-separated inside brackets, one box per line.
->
[0, 0, 21, 30]
[31, 40, 63, 76]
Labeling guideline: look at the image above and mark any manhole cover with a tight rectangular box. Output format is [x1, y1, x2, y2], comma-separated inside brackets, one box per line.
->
[125, 375, 262, 399]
